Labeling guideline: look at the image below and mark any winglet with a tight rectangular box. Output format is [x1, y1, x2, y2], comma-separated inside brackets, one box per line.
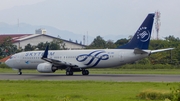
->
[42, 45, 49, 58]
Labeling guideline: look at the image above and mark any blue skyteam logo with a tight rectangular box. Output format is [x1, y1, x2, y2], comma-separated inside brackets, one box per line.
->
[76, 50, 109, 67]
[25, 61, 30, 64]
[137, 27, 150, 42]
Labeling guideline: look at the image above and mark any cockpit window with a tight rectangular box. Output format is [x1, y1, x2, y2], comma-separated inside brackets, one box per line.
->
[10, 56, 15, 59]
[10, 56, 13, 59]
[10, 55, 16, 59]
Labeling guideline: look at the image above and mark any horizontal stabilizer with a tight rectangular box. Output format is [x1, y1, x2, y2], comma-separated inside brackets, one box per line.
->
[134, 48, 148, 54]
[151, 48, 174, 54]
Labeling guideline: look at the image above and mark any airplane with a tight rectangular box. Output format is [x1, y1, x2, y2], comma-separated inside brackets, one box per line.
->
[5, 13, 173, 75]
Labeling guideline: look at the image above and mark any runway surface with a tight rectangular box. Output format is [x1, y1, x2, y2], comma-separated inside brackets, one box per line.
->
[0, 73, 180, 82]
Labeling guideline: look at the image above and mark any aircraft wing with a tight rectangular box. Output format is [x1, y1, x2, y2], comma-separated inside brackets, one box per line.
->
[42, 58, 78, 67]
[151, 48, 174, 54]
[41, 46, 78, 67]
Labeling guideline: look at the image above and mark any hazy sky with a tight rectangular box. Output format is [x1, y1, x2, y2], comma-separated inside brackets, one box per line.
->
[0, 0, 180, 40]
[0, 0, 44, 10]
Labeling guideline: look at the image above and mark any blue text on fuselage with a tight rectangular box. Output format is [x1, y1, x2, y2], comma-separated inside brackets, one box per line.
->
[25, 52, 55, 57]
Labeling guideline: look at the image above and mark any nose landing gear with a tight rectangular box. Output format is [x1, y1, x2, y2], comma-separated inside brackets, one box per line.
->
[18, 69, 22, 75]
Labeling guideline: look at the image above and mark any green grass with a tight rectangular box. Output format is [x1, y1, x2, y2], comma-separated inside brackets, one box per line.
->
[0, 80, 179, 101]
[1, 68, 180, 75]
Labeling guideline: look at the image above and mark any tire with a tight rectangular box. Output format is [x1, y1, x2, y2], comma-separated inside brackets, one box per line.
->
[18, 72, 22, 75]
[69, 71, 73, 75]
[85, 70, 89, 75]
[66, 71, 73, 76]
[82, 70, 86, 75]
[82, 70, 89, 75]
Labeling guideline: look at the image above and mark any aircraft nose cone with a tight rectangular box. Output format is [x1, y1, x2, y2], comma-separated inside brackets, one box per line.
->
[5, 59, 13, 68]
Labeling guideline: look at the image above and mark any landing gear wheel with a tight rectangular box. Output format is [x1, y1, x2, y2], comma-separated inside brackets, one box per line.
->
[66, 71, 73, 76]
[85, 70, 89, 75]
[66, 68, 74, 76]
[82, 70, 89, 75]
[69, 71, 73, 75]
[18, 69, 22, 75]
[66, 71, 69, 75]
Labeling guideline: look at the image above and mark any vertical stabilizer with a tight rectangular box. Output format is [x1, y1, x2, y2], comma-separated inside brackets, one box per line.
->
[118, 13, 155, 49]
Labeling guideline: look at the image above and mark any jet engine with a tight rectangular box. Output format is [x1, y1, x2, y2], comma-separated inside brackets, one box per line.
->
[37, 63, 56, 73]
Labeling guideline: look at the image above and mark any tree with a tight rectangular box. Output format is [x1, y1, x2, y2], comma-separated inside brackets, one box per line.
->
[24, 44, 35, 51]
[149, 40, 168, 50]
[36, 42, 49, 50]
[87, 36, 106, 49]
[36, 39, 66, 50]
[164, 35, 180, 42]
[0, 37, 18, 58]
[115, 38, 129, 47]
[106, 40, 116, 49]
[50, 39, 65, 50]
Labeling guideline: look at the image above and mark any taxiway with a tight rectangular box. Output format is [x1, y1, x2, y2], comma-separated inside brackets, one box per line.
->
[0, 73, 179, 82]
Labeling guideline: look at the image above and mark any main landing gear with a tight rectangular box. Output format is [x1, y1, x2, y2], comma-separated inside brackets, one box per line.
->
[82, 70, 89, 75]
[65, 68, 89, 76]
[66, 68, 73, 75]
[18, 69, 22, 75]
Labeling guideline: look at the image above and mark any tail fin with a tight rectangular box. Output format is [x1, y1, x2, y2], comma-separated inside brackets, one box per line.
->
[118, 13, 155, 49]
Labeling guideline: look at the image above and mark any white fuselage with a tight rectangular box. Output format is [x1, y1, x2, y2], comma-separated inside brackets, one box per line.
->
[5, 49, 150, 69]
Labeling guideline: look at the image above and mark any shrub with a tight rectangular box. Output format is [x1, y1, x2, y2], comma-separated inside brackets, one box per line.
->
[0, 64, 10, 68]
[120, 64, 178, 69]
[137, 89, 172, 100]
[170, 86, 180, 101]
[137, 85, 180, 101]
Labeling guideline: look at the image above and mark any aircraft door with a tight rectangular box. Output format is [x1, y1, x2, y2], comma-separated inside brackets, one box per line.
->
[15, 54, 21, 63]
[120, 52, 124, 62]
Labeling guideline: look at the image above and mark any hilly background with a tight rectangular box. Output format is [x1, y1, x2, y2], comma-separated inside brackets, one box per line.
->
[0, 0, 179, 44]
[0, 0, 145, 44]
[0, 22, 127, 44]
[0, 22, 90, 43]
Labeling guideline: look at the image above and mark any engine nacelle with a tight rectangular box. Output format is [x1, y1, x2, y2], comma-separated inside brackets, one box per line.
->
[37, 63, 56, 73]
